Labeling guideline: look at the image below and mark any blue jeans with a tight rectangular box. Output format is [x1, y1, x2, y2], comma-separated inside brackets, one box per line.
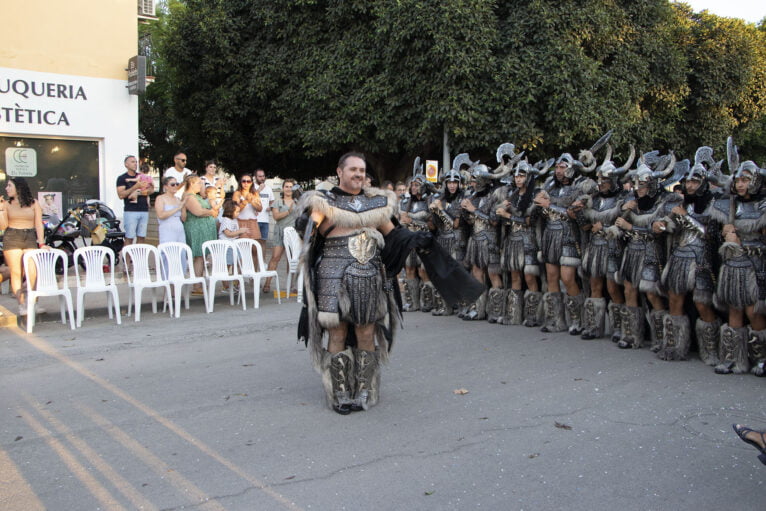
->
[258, 222, 269, 241]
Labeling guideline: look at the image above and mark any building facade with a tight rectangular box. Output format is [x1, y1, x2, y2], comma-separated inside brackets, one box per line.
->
[0, 0, 149, 219]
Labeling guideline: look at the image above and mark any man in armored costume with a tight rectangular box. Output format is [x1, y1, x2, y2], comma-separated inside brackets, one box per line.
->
[534, 133, 610, 334]
[428, 156, 468, 316]
[297, 152, 484, 414]
[652, 147, 721, 362]
[580, 145, 634, 340]
[493, 156, 550, 326]
[708, 137, 766, 376]
[399, 160, 433, 312]
[612, 152, 675, 349]
[461, 147, 523, 321]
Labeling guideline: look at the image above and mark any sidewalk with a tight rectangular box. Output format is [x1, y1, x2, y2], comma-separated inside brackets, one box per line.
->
[0, 246, 298, 329]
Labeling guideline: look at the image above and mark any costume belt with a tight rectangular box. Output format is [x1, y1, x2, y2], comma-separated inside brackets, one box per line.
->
[511, 222, 529, 233]
[545, 210, 568, 222]
[627, 231, 655, 241]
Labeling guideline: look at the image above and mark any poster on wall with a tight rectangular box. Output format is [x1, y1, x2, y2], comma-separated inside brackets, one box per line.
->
[38, 191, 62, 222]
[5, 147, 37, 177]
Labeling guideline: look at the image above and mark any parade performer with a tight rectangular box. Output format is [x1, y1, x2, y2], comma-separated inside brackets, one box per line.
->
[613, 151, 675, 349]
[534, 132, 610, 334]
[461, 146, 523, 321]
[652, 147, 722, 362]
[493, 156, 550, 326]
[399, 160, 433, 312]
[428, 157, 468, 316]
[580, 145, 634, 340]
[296, 152, 483, 414]
[708, 137, 766, 375]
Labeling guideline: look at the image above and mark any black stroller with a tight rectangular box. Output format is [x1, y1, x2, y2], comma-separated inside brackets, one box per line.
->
[44, 200, 126, 273]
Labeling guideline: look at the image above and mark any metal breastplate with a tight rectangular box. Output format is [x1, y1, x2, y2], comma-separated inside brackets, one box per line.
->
[593, 194, 620, 213]
[403, 197, 429, 229]
[677, 204, 708, 247]
[326, 192, 388, 214]
[547, 182, 578, 208]
[472, 195, 493, 233]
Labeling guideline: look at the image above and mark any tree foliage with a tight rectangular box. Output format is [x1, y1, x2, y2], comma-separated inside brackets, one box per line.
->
[140, 0, 766, 180]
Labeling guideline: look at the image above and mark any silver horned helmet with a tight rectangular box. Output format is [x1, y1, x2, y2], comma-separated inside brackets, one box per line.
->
[728, 136, 765, 195]
[628, 150, 677, 197]
[468, 143, 524, 192]
[444, 153, 471, 184]
[596, 144, 635, 192]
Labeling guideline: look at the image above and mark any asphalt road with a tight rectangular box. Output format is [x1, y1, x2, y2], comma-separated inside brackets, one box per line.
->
[1, 296, 764, 510]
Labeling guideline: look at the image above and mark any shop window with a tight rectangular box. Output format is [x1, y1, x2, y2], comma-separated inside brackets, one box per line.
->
[0, 137, 99, 220]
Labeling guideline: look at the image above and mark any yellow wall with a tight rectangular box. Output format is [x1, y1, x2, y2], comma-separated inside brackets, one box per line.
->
[0, 0, 138, 80]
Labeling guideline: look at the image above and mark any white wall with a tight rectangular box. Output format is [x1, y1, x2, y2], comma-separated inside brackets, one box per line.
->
[0, 66, 139, 217]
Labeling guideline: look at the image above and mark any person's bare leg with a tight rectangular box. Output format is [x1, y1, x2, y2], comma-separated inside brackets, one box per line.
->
[263, 246, 284, 292]
[193, 256, 205, 292]
[561, 265, 579, 296]
[4, 249, 23, 304]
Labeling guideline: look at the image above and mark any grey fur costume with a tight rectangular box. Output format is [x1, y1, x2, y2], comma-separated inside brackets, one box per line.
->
[539, 175, 593, 268]
[463, 189, 501, 273]
[491, 185, 541, 276]
[298, 187, 399, 412]
[582, 190, 626, 281]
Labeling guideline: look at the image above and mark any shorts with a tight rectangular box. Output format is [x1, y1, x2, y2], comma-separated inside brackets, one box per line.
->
[258, 222, 269, 241]
[2, 227, 37, 250]
[123, 211, 149, 239]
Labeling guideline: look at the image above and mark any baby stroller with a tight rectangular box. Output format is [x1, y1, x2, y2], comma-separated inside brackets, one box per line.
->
[45, 200, 126, 273]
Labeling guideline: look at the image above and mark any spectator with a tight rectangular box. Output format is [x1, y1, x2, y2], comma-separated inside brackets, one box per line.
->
[165, 151, 193, 197]
[116, 155, 154, 245]
[254, 168, 273, 248]
[200, 160, 220, 188]
[0, 177, 48, 315]
[395, 181, 407, 200]
[182, 175, 219, 295]
[155, 176, 188, 277]
[219, 199, 250, 275]
[233, 172, 263, 260]
[382, 180, 394, 191]
[262, 179, 299, 294]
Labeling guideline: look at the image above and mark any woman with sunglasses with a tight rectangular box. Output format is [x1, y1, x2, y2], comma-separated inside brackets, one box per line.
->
[155, 176, 188, 245]
[232, 172, 262, 256]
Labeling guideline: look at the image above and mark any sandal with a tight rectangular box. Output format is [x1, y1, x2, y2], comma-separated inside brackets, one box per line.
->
[733, 424, 766, 465]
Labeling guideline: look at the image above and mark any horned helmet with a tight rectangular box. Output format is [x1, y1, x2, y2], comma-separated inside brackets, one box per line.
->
[728, 136, 765, 196]
[628, 150, 676, 197]
[595, 144, 635, 193]
[548, 130, 614, 180]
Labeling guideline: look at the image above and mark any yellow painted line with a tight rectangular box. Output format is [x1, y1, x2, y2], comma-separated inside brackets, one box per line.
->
[0, 447, 45, 511]
[23, 395, 158, 511]
[17, 407, 126, 511]
[75, 402, 227, 511]
[14, 328, 301, 510]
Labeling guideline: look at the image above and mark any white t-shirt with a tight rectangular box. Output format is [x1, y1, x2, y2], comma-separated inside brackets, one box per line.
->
[256, 184, 274, 223]
[219, 217, 239, 240]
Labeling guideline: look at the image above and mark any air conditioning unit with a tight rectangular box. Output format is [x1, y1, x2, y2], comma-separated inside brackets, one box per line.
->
[138, 0, 155, 18]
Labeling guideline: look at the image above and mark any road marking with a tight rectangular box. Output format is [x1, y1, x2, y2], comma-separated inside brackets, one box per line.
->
[75, 402, 227, 511]
[13, 326, 302, 510]
[23, 394, 158, 511]
[17, 406, 127, 511]
[0, 447, 45, 511]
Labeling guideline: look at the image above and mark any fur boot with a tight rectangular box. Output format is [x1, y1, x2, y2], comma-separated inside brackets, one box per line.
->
[608, 302, 624, 343]
[403, 278, 420, 312]
[456, 300, 468, 319]
[502, 289, 524, 325]
[565, 293, 585, 335]
[541, 292, 567, 333]
[581, 297, 606, 340]
[657, 315, 691, 361]
[714, 324, 750, 374]
[522, 290, 543, 327]
[321, 348, 355, 414]
[463, 290, 488, 321]
[617, 306, 644, 349]
[647, 309, 668, 353]
[431, 291, 452, 316]
[351, 348, 380, 411]
[748, 328, 766, 377]
[695, 318, 721, 366]
[420, 281, 435, 313]
[486, 288, 506, 324]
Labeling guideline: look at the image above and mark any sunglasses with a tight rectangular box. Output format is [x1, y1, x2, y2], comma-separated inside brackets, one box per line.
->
[167, 183, 179, 187]
[241, 179, 252, 183]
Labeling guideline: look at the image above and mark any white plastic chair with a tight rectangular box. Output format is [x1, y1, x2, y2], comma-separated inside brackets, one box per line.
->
[73, 246, 121, 327]
[121, 244, 173, 322]
[157, 242, 209, 317]
[22, 249, 75, 333]
[283, 226, 303, 302]
[202, 240, 245, 313]
[235, 238, 281, 309]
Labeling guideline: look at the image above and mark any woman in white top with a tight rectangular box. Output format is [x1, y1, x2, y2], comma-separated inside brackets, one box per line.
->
[232, 172, 262, 260]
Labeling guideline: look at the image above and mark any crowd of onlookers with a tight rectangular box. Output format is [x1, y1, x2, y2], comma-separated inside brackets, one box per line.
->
[116, 151, 299, 296]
